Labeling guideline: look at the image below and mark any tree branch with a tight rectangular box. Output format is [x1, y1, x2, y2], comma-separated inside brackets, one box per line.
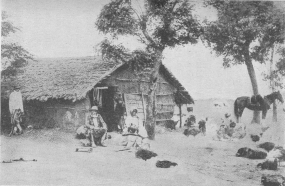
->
[129, 6, 158, 48]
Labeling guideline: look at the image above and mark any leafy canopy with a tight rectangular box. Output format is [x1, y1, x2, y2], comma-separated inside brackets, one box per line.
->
[263, 46, 285, 89]
[1, 11, 34, 78]
[96, 0, 202, 71]
[203, 1, 285, 67]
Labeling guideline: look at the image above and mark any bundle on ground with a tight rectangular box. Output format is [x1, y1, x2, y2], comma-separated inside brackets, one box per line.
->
[156, 160, 178, 168]
[236, 147, 267, 159]
[257, 142, 275, 152]
[135, 148, 157, 161]
[257, 159, 278, 170]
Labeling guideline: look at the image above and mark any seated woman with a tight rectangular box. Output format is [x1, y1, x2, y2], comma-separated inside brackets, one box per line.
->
[86, 106, 108, 147]
[122, 108, 148, 149]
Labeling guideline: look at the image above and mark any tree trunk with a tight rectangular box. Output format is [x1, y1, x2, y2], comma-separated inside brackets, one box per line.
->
[145, 51, 163, 140]
[179, 104, 182, 128]
[272, 101, 277, 122]
[270, 46, 277, 122]
[245, 54, 260, 124]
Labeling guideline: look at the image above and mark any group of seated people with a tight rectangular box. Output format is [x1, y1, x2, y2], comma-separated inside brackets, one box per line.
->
[216, 113, 246, 141]
[77, 106, 148, 149]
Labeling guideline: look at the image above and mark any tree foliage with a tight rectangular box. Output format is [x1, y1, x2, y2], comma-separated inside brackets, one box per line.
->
[96, 0, 202, 65]
[96, 0, 202, 138]
[1, 11, 34, 78]
[203, 1, 284, 68]
[264, 46, 285, 89]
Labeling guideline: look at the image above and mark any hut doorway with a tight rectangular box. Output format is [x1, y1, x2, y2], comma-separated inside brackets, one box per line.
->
[88, 86, 118, 131]
[100, 86, 117, 132]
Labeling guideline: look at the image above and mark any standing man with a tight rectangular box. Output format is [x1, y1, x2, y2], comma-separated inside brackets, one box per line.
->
[114, 93, 126, 133]
[9, 85, 24, 134]
[86, 106, 108, 148]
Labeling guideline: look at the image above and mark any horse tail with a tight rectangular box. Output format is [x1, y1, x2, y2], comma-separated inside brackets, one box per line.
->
[234, 99, 239, 121]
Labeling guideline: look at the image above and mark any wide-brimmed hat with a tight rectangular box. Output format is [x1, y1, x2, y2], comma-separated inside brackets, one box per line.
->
[89, 106, 98, 111]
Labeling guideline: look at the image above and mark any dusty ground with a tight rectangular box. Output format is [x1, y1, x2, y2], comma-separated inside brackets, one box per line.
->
[1, 99, 284, 185]
[1, 127, 284, 186]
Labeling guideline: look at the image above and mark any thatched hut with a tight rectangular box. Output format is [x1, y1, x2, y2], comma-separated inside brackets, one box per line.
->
[1, 56, 193, 131]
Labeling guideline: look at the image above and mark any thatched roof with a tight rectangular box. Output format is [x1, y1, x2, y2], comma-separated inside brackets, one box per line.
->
[2, 56, 193, 103]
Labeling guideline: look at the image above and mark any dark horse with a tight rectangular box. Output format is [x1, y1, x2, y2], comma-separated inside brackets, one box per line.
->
[234, 91, 284, 122]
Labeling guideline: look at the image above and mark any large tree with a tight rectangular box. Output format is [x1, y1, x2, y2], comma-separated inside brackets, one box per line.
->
[203, 1, 285, 124]
[1, 11, 34, 79]
[96, 0, 202, 139]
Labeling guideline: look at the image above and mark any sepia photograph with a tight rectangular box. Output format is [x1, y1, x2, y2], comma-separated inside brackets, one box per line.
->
[1, 0, 285, 185]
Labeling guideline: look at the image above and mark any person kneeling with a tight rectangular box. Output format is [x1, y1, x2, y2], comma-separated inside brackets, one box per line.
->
[86, 106, 108, 148]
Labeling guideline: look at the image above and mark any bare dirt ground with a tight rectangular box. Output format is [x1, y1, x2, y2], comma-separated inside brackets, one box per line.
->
[1, 99, 284, 185]
[1, 127, 284, 186]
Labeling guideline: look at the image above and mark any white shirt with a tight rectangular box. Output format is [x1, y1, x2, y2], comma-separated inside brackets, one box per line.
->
[125, 115, 140, 129]
[125, 115, 148, 138]
[9, 90, 24, 113]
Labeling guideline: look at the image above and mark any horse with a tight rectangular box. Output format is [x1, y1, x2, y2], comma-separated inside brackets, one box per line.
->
[9, 109, 23, 136]
[234, 91, 284, 123]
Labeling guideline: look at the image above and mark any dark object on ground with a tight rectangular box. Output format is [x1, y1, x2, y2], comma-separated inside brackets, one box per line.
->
[107, 134, 111, 139]
[258, 142, 275, 152]
[261, 174, 285, 186]
[251, 134, 260, 142]
[135, 148, 157, 161]
[257, 159, 278, 170]
[75, 147, 93, 153]
[184, 127, 200, 137]
[2, 158, 37, 163]
[156, 160, 178, 168]
[236, 147, 267, 159]
[198, 120, 206, 135]
[165, 120, 176, 130]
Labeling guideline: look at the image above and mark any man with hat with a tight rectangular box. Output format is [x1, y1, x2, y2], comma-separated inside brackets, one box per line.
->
[9, 85, 24, 134]
[86, 106, 108, 147]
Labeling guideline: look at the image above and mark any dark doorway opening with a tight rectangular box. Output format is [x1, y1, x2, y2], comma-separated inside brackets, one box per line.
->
[100, 87, 117, 132]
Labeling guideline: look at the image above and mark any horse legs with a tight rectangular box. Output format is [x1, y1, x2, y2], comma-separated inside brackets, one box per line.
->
[237, 108, 245, 123]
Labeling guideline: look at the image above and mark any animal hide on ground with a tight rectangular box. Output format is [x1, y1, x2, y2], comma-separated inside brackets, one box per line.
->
[261, 174, 285, 186]
[257, 159, 278, 170]
[236, 147, 267, 159]
[156, 160, 178, 168]
[184, 127, 200, 137]
[135, 148, 157, 161]
[258, 142, 275, 152]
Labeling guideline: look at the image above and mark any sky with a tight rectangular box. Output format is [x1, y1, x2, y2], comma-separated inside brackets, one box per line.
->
[2, 0, 284, 99]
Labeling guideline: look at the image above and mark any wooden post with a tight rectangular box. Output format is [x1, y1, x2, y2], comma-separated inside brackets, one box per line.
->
[141, 92, 146, 126]
[179, 104, 182, 128]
